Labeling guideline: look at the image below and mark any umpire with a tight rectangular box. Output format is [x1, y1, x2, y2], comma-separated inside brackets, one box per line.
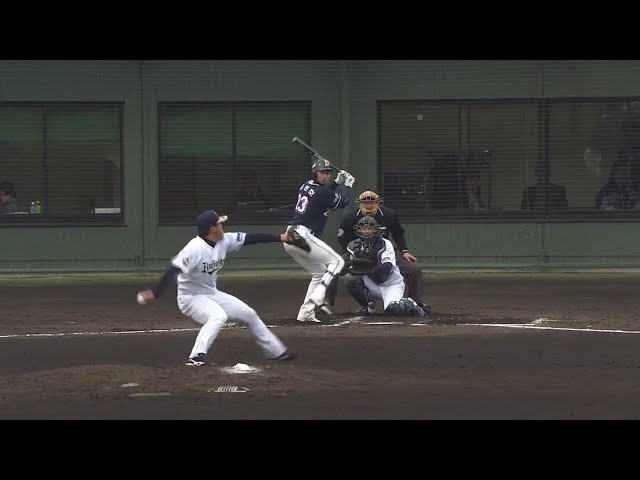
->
[323, 189, 429, 312]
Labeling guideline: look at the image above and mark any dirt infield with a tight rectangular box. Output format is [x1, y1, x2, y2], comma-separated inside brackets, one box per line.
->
[1, 273, 640, 419]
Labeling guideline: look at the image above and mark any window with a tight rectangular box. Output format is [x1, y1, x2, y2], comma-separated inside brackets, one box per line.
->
[379, 98, 640, 221]
[158, 102, 311, 224]
[379, 100, 539, 219]
[548, 99, 640, 215]
[467, 102, 539, 213]
[0, 103, 123, 224]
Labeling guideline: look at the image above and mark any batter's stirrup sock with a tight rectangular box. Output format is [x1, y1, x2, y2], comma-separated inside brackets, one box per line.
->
[321, 270, 337, 288]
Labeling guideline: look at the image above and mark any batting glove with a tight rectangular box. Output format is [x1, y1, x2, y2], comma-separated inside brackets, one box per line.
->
[344, 174, 356, 188]
[335, 170, 349, 185]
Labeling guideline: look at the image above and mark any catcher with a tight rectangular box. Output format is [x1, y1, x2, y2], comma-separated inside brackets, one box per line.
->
[322, 189, 430, 314]
[344, 215, 429, 317]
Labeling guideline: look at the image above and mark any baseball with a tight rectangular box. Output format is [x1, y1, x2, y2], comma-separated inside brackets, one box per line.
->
[136, 293, 145, 305]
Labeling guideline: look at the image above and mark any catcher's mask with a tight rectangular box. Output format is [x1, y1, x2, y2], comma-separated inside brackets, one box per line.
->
[353, 215, 381, 239]
[357, 189, 382, 215]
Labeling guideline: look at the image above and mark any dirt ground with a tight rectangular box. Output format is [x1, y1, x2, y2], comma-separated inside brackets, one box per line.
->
[1, 273, 640, 419]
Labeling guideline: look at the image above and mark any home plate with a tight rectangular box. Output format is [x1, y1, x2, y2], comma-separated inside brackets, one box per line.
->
[219, 363, 262, 374]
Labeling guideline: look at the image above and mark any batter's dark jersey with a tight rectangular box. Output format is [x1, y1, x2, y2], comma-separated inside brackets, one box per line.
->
[337, 205, 409, 253]
[288, 180, 352, 237]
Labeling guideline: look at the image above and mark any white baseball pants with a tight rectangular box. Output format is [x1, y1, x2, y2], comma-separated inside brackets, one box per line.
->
[177, 290, 286, 360]
[283, 225, 345, 320]
[363, 272, 406, 310]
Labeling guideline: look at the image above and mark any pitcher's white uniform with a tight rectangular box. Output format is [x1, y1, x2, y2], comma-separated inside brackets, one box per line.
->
[358, 237, 405, 309]
[172, 233, 286, 360]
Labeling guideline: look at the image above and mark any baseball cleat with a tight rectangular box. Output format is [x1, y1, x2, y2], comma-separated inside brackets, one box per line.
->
[185, 353, 207, 366]
[270, 350, 297, 361]
[356, 301, 376, 316]
[417, 302, 432, 316]
[296, 316, 321, 323]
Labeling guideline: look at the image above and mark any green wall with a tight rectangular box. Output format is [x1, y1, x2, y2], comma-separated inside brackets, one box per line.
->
[0, 61, 144, 271]
[1, 60, 640, 272]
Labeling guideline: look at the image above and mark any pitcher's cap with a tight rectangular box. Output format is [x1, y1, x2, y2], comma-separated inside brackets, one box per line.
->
[196, 210, 228, 232]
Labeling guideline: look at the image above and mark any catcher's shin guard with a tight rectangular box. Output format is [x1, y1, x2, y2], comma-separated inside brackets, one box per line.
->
[385, 298, 428, 317]
[344, 273, 371, 307]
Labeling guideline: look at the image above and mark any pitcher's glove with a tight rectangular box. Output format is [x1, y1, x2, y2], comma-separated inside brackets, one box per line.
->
[284, 230, 311, 253]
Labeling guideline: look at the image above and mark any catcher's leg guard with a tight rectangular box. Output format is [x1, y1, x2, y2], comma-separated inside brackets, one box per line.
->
[385, 297, 428, 317]
[323, 253, 350, 307]
[344, 273, 371, 307]
[324, 275, 339, 307]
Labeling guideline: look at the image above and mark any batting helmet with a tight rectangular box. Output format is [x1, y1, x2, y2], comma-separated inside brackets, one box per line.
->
[311, 158, 333, 173]
[356, 189, 382, 215]
[353, 215, 381, 239]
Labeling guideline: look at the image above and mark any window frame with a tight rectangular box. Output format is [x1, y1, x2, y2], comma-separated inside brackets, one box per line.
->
[0, 101, 125, 227]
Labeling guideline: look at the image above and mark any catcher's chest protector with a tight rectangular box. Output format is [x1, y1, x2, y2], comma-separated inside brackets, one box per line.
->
[352, 237, 385, 263]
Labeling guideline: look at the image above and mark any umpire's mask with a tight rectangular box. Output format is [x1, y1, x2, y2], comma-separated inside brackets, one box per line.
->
[357, 190, 382, 215]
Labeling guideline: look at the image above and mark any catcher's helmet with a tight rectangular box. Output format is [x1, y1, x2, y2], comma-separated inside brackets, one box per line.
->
[356, 189, 382, 215]
[353, 215, 381, 239]
[311, 158, 333, 172]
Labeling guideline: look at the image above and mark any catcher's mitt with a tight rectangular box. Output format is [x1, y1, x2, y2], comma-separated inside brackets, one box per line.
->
[348, 257, 376, 275]
[285, 229, 311, 253]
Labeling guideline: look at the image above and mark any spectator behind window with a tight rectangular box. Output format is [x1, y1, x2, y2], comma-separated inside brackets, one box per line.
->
[521, 165, 568, 211]
[595, 155, 639, 210]
[0, 182, 17, 214]
[459, 169, 486, 211]
[236, 168, 268, 207]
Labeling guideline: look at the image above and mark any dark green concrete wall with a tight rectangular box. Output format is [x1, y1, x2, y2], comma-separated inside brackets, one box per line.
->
[2, 60, 639, 271]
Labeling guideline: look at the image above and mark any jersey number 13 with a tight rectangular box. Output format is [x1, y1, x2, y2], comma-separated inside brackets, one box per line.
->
[295, 194, 309, 213]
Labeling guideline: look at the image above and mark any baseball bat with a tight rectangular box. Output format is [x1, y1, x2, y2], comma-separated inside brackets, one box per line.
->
[256, 203, 296, 214]
[292, 137, 342, 172]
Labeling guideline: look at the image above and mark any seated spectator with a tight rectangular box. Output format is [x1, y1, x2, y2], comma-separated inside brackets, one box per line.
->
[595, 155, 639, 210]
[0, 181, 17, 214]
[236, 168, 267, 207]
[459, 169, 486, 211]
[521, 165, 568, 211]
